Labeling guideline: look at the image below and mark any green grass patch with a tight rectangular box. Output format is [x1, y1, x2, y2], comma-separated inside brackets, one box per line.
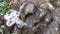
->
[0, 0, 8, 15]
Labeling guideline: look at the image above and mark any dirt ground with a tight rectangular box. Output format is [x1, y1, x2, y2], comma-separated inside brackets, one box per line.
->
[0, 0, 60, 34]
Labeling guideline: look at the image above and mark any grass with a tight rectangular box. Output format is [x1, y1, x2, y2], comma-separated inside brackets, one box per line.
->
[0, 27, 3, 34]
[0, 0, 8, 15]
